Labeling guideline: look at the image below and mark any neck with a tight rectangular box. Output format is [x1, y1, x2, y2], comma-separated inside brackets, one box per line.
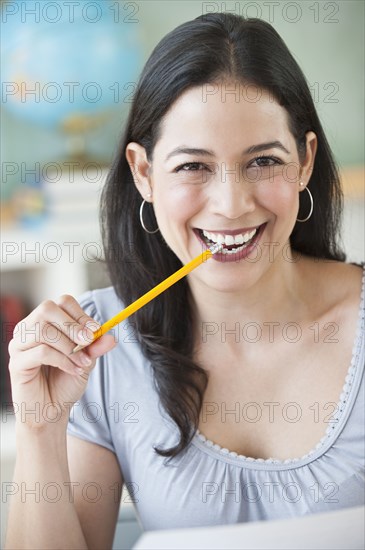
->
[187, 252, 313, 350]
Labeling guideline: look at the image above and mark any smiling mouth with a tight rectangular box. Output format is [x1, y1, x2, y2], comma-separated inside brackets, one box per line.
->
[195, 224, 265, 255]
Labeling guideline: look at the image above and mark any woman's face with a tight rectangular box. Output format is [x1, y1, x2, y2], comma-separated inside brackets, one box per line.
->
[131, 82, 316, 292]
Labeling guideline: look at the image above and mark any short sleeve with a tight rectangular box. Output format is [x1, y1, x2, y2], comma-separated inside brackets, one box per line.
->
[66, 290, 115, 453]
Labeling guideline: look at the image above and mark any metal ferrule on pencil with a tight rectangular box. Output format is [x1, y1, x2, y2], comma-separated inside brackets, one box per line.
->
[209, 243, 224, 255]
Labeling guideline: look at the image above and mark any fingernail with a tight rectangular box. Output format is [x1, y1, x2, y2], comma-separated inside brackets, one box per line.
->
[77, 329, 91, 344]
[85, 321, 100, 331]
[75, 367, 84, 375]
[79, 353, 92, 366]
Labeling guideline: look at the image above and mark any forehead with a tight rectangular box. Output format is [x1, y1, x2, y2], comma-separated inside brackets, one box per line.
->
[156, 82, 293, 153]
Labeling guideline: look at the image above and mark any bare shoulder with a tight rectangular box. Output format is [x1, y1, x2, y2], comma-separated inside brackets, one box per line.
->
[322, 259, 363, 287]
[323, 259, 363, 297]
[301, 257, 364, 318]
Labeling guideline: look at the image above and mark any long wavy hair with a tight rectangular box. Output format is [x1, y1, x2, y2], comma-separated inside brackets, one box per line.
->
[100, 13, 346, 458]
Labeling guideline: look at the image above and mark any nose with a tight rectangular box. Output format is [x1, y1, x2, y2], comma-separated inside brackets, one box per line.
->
[209, 164, 256, 219]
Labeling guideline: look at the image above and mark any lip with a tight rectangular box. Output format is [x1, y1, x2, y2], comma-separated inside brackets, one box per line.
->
[193, 223, 267, 263]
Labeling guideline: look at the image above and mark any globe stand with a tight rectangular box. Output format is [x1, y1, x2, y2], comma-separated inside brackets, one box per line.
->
[60, 112, 111, 170]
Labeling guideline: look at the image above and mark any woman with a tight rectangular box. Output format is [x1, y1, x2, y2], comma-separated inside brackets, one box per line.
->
[6, 13, 364, 549]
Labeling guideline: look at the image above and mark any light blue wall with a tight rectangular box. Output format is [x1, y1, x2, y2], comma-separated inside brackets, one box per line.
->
[1, 0, 364, 201]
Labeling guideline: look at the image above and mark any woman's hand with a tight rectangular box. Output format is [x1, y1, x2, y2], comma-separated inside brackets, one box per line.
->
[8, 294, 116, 431]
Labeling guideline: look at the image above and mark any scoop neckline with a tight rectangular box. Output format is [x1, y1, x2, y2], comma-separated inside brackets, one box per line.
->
[192, 263, 365, 470]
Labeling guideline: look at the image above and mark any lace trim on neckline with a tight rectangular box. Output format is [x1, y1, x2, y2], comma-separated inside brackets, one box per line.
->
[195, 264, 365, 466]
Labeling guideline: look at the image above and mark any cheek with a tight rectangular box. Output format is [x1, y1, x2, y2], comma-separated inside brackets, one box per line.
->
[256, 176, 298, 218]
[153, 183, 204, 234]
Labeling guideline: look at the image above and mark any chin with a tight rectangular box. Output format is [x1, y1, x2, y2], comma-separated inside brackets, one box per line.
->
[195, 258, 267, 293]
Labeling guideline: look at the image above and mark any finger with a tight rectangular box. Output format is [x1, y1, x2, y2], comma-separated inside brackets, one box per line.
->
[11, 318, 90, 353]
[10, 317, 96, 363]
[9, 324, 97, 373]
[84, 334, 117, 359]
[12, 298, 97, 351]
[56, 294, 101, 336]
[9, 344, 93, 378]
[62, 335, 117, 384]
[9, 338, 94, 372]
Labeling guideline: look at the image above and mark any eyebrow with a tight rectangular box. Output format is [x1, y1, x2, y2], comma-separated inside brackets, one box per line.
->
[164, 141, 290, 162]
[165, 147, 215, 162]
[244, 141, 290, 155]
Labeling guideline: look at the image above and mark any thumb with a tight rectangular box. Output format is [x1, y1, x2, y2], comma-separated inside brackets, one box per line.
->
[86, 333, 117, 359]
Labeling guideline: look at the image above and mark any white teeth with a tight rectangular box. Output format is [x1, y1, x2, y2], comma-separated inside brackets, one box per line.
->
[225, 235, 235, 246]
[202, 228, 259, 246]
[244, 229, 256, 243]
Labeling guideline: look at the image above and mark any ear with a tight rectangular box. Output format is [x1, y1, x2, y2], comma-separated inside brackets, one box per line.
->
[125, 142, 153, 201]
[299, 131, 317, 187]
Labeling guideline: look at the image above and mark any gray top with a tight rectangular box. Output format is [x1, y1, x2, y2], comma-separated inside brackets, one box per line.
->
[67, 265, 365, 530]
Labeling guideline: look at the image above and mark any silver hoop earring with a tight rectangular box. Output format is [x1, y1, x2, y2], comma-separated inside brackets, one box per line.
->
[296, 186, 313, 223]
[139, 196, 159, 234]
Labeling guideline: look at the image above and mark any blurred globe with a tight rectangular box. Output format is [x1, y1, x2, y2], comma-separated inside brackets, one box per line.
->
[1, 0, 142, 128]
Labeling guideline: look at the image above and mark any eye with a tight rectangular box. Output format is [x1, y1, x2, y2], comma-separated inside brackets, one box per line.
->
[249, 155, 283, 167]
[174, 162, 210, 172]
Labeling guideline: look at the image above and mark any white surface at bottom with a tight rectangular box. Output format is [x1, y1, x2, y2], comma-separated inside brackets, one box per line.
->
[133, 505, 364, 550]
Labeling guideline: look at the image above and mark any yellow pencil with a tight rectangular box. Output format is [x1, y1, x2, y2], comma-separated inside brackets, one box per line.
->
[70, 243, 222, 354]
